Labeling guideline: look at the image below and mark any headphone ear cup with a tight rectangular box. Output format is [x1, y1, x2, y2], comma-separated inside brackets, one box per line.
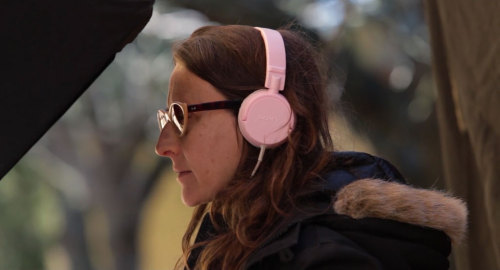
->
[238, 90, 295, 147]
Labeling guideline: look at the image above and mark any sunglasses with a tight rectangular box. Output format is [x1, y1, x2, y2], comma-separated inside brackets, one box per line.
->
[157, 100, 242, 136]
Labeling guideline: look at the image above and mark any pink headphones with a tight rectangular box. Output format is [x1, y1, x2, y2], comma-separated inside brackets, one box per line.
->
[238, 27, 296, 148]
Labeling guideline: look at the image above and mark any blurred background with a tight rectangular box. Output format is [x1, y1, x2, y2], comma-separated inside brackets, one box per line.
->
[0, 0, 444, 269]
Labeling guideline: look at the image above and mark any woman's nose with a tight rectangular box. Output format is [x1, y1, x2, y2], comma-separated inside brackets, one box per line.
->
[155, 124, 180, 157]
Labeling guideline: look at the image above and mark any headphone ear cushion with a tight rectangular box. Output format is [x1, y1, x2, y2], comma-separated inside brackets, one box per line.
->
[238, 90, 295, 147]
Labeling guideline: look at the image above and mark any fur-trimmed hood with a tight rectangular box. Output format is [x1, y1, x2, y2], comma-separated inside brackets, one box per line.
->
[325, 151, 468, 245]
[333, 178, 468, 244]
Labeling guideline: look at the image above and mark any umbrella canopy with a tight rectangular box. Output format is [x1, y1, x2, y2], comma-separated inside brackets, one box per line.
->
[0, 0, 154, 179]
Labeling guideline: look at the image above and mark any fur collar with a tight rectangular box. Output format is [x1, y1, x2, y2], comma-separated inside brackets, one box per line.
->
[333, 179, 468, 245]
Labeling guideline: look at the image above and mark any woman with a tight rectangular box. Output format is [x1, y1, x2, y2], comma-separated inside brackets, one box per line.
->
[155, 25, 467, 270]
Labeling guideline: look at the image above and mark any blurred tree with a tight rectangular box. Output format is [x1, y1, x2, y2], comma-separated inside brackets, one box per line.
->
[167, 0, 294, 28]
[0, 166, 55, 270]
[424, 0, 500, 269]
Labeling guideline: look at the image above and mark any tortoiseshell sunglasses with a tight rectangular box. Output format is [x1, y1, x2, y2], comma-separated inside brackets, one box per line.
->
[157, 100, 242, 136]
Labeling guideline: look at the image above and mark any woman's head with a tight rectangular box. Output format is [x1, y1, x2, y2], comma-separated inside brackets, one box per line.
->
[156, 24, 334, 269]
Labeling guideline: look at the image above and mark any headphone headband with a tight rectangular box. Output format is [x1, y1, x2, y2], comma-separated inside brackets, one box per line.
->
[254, 27, 286, 93]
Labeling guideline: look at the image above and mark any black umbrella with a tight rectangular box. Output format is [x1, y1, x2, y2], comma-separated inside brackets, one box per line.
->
[0, 0, 154, 179]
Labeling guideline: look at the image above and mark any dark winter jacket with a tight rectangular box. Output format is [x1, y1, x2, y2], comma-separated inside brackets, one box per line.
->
[189, 152, 468, 270]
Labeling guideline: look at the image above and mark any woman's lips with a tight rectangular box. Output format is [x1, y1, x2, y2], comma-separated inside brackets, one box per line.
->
[177, 171, 192, 179]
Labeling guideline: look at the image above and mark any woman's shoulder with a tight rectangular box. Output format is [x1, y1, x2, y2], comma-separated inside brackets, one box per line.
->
[247, 217, 384, 270]
[247, 212, 455, 270]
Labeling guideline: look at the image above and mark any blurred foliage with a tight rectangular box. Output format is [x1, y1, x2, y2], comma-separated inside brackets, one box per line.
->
[0, 0, 444, 269]
[0, 164, 63, 270]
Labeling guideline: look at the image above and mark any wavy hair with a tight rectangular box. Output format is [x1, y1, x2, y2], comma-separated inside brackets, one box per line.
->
[172, 24, 334, 270]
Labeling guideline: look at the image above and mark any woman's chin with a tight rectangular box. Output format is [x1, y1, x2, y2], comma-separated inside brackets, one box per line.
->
[180, 190, 204, 207]
[181, 197, 199, 207]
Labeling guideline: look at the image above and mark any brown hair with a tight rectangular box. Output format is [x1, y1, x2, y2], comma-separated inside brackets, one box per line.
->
[173, 24, 334, 270]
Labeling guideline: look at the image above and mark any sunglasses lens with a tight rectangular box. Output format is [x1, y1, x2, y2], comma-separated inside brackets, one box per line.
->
[157, 110, 167, 131]
[171, 103, 185, 134]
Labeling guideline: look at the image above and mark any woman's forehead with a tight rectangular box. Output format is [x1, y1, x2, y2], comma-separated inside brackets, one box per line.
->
[167, 63, 226, 105]
[167, 64, 194, 104]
